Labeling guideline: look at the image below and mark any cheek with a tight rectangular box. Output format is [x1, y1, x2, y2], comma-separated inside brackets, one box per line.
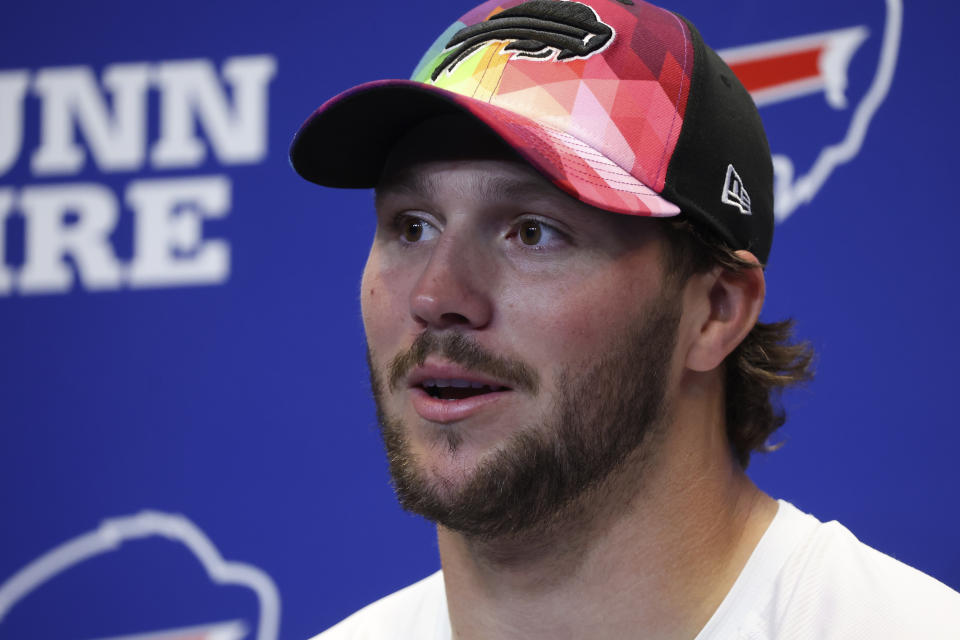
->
[500, 275, 670, 397]
[360, 257, 387, 339]
[360, 249, 415, 352]
[502, 264, 662, 349]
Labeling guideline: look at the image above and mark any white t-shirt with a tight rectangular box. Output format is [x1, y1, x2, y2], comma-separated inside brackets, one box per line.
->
[312, 501, 960, 639]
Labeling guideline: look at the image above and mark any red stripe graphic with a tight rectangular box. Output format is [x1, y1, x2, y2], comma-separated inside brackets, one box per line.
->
[729, 47, 822, 95]
[718, 26, 869, 109]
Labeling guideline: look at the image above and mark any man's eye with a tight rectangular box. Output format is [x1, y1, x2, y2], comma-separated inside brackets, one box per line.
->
[513, 219, 563, 249]
[519, 221, 542, 246]
[403, 219, 425, 242]
[396, 215, 437, 243]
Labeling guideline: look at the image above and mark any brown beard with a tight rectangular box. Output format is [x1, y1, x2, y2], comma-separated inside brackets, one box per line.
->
[368, 286, 682, 541]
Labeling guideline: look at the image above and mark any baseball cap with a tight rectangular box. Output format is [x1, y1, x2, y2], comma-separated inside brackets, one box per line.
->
[290, 0, 775, 263]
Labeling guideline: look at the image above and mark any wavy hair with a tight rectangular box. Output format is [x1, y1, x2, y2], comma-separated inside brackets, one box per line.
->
[661, 220, 815, 467]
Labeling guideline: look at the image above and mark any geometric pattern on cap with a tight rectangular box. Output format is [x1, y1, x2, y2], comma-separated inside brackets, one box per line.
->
[449, 93, 681, 216]
[412, 0, 693, 206]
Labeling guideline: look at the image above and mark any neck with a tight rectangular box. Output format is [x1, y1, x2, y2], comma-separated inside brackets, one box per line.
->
[436, 374, 778, 640]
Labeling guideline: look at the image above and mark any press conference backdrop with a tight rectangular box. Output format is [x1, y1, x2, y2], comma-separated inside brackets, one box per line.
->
[1, 1, 956, 638]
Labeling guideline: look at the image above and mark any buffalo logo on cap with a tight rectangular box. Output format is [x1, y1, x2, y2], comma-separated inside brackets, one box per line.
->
[431, 0, 615, 81]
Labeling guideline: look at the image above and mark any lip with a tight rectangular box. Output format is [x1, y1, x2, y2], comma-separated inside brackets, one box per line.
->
[410, 387, 514, 423]
[407, 358, 511, 390]
[407, 358, 514, 424]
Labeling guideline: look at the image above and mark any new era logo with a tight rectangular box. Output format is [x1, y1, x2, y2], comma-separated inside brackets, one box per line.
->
[721, 164, 752, 215]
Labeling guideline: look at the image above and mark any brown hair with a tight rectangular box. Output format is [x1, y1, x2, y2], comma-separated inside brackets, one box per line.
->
[661, 220, 815, 468]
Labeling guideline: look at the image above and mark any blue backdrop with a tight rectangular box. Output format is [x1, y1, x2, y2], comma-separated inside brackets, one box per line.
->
[1, 1, 957, 639]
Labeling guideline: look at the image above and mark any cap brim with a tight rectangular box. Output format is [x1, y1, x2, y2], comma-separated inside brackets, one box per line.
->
[290, 79, 680, 217]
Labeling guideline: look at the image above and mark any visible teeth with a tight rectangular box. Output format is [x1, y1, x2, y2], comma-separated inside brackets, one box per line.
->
[435, 379, 450, 388]
[470, 381, 486, 389]
[451, 379, 471, 388]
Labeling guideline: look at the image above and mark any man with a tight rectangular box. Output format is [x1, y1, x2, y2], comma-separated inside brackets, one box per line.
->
[291, 0, 960, 637]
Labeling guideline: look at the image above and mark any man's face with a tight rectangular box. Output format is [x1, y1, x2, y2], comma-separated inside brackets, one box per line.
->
[361, 118, 686, 538]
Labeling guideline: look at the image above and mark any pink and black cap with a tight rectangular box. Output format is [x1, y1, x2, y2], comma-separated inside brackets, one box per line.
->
[290, 0, 775, 263]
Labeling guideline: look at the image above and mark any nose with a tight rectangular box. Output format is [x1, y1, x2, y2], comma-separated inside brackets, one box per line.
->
[409, 232, 493, 330]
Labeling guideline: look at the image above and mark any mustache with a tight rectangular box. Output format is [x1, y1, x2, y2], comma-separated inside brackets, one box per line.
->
[387, 332, 540, 394]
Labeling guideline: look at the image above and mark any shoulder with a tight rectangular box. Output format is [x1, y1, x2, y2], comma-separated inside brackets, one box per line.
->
[768, 502, 960, 638]
[701, 501, 960, 640]
[309, 571, 449, 640]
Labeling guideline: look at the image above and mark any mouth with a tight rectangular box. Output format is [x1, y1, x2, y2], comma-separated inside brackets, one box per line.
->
[420, 378, 510, 401]
[406, 361, 516, 422]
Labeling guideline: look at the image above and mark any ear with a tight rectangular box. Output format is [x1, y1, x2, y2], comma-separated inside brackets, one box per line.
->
[685, 250, 765, 373]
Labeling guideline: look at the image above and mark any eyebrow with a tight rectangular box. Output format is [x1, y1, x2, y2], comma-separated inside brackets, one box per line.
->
[375, 167, 562, 208]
